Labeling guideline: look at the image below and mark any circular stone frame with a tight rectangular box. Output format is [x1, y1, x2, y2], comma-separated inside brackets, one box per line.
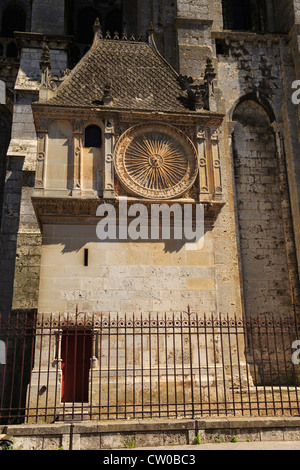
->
[114, 123, 198, 200]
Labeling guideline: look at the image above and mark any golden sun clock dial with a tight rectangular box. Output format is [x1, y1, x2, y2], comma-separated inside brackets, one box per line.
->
[114, 123, 198, 199]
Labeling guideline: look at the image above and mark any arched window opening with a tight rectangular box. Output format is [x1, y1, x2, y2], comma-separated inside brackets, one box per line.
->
[105, 8, 122, 35]
[84, 125, 102, 148]
[222, 0, 267, 33]
[76, 7, 100, 44]
[1, 3, 26, 38]
[6, 41, 18, 58]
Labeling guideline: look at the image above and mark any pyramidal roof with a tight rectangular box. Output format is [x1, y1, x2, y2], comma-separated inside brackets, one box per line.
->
[45, 26, 194, 114]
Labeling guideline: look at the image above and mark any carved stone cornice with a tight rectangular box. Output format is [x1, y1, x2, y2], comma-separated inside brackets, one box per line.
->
[31, 195, 224, 228]
[14, 32, 72, 50]
[31, 104, 224, 127]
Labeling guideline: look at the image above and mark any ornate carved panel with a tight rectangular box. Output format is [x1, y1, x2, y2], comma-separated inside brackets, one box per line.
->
[114, 123, 198, 200]
[35, 129, 47, 189]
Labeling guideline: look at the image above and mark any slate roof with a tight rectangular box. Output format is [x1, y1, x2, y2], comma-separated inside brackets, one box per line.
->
[46, 38, 194, 113]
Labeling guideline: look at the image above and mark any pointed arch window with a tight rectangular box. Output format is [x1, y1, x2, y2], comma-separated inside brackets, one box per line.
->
[1, 3, 26, 38]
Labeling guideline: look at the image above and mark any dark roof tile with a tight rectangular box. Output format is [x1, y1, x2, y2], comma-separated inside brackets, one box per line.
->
[46, 39, 194, 113]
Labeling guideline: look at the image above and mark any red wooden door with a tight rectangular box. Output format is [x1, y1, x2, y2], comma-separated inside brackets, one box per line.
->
[61, 330, 92, 403]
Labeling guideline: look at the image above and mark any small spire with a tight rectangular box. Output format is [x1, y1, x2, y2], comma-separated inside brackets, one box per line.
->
[147, 21, 159, 52]
[147, 21, 155, 35]
[93, 17, 101, 33]
[93, 18, 103, 43]
[204, 58, 216, 82]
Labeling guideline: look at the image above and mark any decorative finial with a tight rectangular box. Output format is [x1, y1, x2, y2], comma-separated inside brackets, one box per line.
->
[204, 57, 216, 82]
[39, 44, 51, 72]
[93, 17, 101, 33]
[39, 44, 58, 100]
[147, 21, 155, 34]
[93, 18, 103, 43]
[103, 82, 113, 106]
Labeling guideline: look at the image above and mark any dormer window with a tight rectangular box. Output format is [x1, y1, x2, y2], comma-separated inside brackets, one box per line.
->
[84, 125, 102, 148]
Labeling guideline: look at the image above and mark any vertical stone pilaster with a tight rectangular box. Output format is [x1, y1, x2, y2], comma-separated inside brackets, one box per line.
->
[72, 120, 83, 196]
[196, 125, 209, 197]
[103, 119, 115, 200]
[210, 126, 223, 197]
[35, 120, 48, 189]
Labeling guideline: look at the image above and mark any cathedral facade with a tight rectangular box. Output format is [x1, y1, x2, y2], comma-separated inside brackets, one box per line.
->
[0, 0, 299, 320]
[0, 0, 300, 421]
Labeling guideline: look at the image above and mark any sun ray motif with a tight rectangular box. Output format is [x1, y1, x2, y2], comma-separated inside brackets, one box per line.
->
[114, 124, 198, 199]
[124, 133, 187, 190]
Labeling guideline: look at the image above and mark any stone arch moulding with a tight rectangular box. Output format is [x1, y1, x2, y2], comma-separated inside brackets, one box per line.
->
[229, 91, 276, 125]
[0, 1, 28, 38]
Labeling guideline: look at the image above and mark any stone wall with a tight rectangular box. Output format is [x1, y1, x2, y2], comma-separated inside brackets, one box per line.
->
[0, 41, 68, 314]
[0, 156, 23, 316]
[2, 417, 300, 450]
[31, 0, 65, 35]
[0, 0, 299, 319]
[38, 223, 216, 315]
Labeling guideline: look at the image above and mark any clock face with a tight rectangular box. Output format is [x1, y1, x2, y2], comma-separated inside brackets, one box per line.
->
[114, 123, 198, 199]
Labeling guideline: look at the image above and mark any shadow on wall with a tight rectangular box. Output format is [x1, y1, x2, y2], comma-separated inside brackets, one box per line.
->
[0, 157, 23, 318]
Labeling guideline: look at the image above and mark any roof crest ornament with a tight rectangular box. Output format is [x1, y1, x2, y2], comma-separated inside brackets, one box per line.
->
[92, 17, 142, 44]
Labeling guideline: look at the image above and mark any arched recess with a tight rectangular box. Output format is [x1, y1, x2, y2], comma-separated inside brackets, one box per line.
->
[46, 120, 73, 191]
[1, 2, 27, 38]
[222, 0, 267, 33]
[82, 124, 103, 193]
[232, 98, 294, 317]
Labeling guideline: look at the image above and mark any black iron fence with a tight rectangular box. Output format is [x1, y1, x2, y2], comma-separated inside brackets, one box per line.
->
[0, 310, 300, 424]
